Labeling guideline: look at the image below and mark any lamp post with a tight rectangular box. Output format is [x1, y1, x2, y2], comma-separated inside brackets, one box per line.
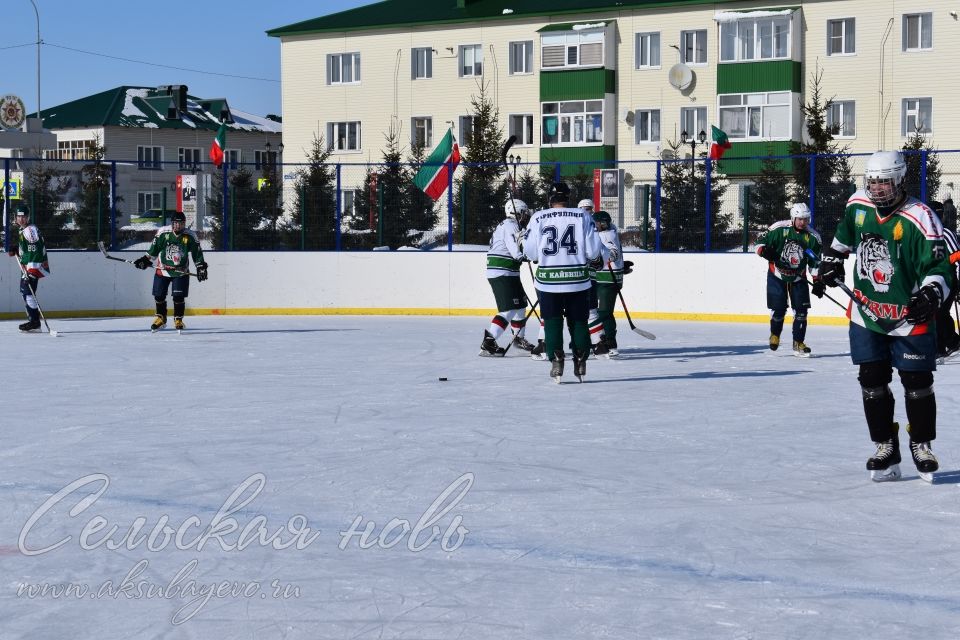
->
[27, 0, 41, 156]
[680, 129, 707, 181]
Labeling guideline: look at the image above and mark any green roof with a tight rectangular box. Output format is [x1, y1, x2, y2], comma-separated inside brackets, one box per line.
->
[37, 86, 281, 133]
[268, 0, 715, 36]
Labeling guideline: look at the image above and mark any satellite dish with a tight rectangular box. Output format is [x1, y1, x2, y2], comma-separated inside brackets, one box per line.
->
[623, 172, 635, 187]
[668, 63, 693, 90]
[660, 149, 676, 161]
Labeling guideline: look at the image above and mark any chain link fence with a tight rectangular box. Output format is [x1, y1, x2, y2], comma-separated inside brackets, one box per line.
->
[4, 150, 959, 253]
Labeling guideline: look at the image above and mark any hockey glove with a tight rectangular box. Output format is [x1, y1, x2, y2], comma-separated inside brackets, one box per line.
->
[818, 248, 846, 287]
[588, 256, 604, 271]
[134, 255, 152, 270]
[906, 284, 942, 325]
[607, 247, 621, 263]
[811, 278, 826, 299]
[196, 262, 209, 282]
[758, 245, 778, 262]
[622, 260, 634, 275]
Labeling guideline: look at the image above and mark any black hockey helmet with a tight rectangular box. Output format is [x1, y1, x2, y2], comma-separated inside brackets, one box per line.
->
[171, 211, 186, 224]
[14, 203, 29, 218]
[548, 181, 570, 205]
[592, 210, 612, 231]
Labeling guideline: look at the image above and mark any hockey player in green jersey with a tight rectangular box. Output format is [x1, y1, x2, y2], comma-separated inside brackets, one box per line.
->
[756, 202, 822, 356]
[480, 199, 534, 356]
[133, 211, 208, 331]
[819, 151, 952, 481]
[7, 204, 50, 332]
[587, 210, 625, 357]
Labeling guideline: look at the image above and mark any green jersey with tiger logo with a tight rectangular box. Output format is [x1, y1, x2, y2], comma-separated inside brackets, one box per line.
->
[757, 220, 822, 283]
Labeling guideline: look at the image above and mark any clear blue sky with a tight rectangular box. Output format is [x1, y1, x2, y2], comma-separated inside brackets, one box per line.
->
[2, 0, 372, 119]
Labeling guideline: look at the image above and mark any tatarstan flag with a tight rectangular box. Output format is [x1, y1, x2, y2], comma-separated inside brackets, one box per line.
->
[209, 122, 227, 168]
[413, 129, 461, 200]
[708, 125, 732, 161]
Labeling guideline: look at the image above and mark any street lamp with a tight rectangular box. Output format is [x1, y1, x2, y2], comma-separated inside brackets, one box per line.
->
[680, 129, 707, 181]
[27, 0, 41, 156]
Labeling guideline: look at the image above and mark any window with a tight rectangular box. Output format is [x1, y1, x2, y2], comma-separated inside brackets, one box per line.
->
[902, 98, 932, 135]
[509, 114, 534, 145]
[53, 139, 93, 160]
[826, 100, 856, 137]
[327, 122, 361, 151]
[137, 145, 162, 170]
[827, 18, 855, 55]
[680, 30, 707, 65]
[719, 17, 789, 62]
[459, 116, 475, 147]
[223, 149, 240, 170]
[902, 13, 932, 51]
[541, 100, 603, 146]
[541, 30, 604, 69]
[635, 32, 660, 68]
[635, 109, 661, 143]
[137, 191, 162, 214]
[254, 150, 278, 170]
[718, 92, 791, 139]
[412, 117, 432, 149]
[327, 53, 361, 84]
[412, 47, 433, 79]
[459, 44, 482, 77]
[680, 107, 708, 140]
[509, 41, 533, 75]
[178, 147, 201, 170]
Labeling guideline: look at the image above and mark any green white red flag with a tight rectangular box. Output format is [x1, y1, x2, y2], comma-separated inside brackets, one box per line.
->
[209, 123, 227, 168]
[413, 129, 461, 200]
[708, 125, 731, 161]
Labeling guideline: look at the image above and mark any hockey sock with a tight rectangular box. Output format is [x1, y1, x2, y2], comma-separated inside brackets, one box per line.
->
[792, 312, 808, 343]
[901, 371, 936, 442]
[537, 319, 545, 341]
[588, 308, 603, 345]
[487, 314, 508, 339]
[173, 299, 185, 318]
[507, 308, 526, 338]
[571, 320, 591, 355]
[770, 312, 785, 338]
[155, 299, 168, 318]
[859, 361, 895, 442]
[544, 316, 565, 357]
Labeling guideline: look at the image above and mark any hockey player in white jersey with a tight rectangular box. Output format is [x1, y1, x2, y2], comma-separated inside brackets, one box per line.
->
[522, 183, 608, 382]
[480, 199, 534, 355]
[588, 210, 625, 357]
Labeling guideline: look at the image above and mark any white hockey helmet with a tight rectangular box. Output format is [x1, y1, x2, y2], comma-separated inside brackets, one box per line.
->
[789, 202, 811, 221]
[504, 198, 529, 217]
[864, 150, 907, 207]
[578, 198, 595, 211]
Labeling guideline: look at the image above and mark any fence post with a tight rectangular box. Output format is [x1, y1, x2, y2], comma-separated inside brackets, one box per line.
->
[808, 155, 816, 222]
[460, 181, 467, 245]
[377, 179, 384, 246]
[705, 158, 713, 252]
[335, 163, 342, 251]
[110, 161, 117, 249]
[447, 159, 454, 251]
[162, 187, 167, 225]
[920, 150, 929, 204]
[96, 188, 102, 244]
[229, 185, 236, 250]
[655, 160, 662, 253]
[221, 163, 229, 250]
[554, 162, 561, 184]
[300, 185, 306, 251]
[3, 158, 9, 254]
[640, 184, 650, 251]
[742, 185, 752, 253]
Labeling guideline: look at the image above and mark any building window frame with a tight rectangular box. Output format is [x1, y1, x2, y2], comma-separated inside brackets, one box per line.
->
[635, 32, 661, 69]
[902, 13, 933, 52]
[826, 100, 856, 138]
[327, 52, 361, 85]
[509, 40, 534, 75]
[137, 191, 163, 214]
[178, 147, 201, 170]
[137, 145, 162, 170]
[901, 97, 932, 135]
[826, 18, 856, 56]
[680, 106, 709, 141]
[459, 115, 475, 147]
[541, 99, 604, 147]
[411, 116, 433, 149]
[412, 47, 433, 80]
[327, 122, 362, 152]
[680, 29, 707, 65]
[635, 109, 661, 143]
[541, 29, 605, 70]
[508, 114, 535, 146]
[719, 17, 790, 63]
[717, 92, 792, 141]
[459, 44, 483, 77]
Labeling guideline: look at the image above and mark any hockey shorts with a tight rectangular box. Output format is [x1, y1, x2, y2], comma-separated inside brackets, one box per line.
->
[849, 322, 937, 371]
[152, 273, 191, 299]
[488, 276, 527, 312]
[766, 271, 809, 313]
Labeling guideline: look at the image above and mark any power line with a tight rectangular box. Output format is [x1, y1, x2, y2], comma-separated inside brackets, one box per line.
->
[44, 42, 280, 83]
[0, 42, 35, 51]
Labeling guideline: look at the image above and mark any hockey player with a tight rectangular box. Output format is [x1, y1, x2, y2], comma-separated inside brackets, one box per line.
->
[7, 204, 50, 332]
[522, 183, 607, 382]
[819, 150, 952, 481]
[934, 226, 960, 360]
[588, 210, 624, 357]
[757, 202, 821, 356]
[480, 199, 534, 356]
[577, 198, 594, 213]
[133, 211, 209, 331]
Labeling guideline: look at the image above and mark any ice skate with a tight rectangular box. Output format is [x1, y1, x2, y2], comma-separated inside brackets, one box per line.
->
[769, 334, 780, 351]
[512, 336, 535, 352]
[867, 431, 902, 482]
[549, 350, 564, 383]
[18, 319, 41, 332]
[150, 315, 167, 332]
[479, 330, 505, 357]
[530, 339, 547, 361]
[592, 338, 610, 357]
[792, 340, 811, 358]
[909, 440, 938, 481]
[605, 336, 619, 357]
[572, 350, 587, 382]
[174, 317, 185, 333]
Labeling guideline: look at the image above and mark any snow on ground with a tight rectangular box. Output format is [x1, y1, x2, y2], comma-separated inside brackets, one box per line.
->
[3, 315, 960, 639]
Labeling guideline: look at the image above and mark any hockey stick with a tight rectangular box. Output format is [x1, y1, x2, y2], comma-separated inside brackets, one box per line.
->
[608, 262, 656, 340]
[804, 278, 847, 312]
[500, 296, 541, 357]
[97, 241, 198, 277]
[15, 260, 58, 337]
[500, 135, 542, 324]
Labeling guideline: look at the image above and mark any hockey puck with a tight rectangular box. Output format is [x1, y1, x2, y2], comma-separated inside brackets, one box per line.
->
[438, 377, 448, 381]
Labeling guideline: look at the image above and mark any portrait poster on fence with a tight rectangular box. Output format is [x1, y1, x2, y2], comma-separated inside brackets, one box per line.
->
[176, 174, 198, 227]
[594, 168, 624, 226]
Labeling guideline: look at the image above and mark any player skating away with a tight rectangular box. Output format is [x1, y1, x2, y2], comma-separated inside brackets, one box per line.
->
[7, 204, 50, 332]
[756, 203, 821, 357]
[588, 210, 624, 357]
[522, 183, 607, 382]
[480, 199, 534, 356]
[819, 151, 952, 482]
[133, 211, 209, 332]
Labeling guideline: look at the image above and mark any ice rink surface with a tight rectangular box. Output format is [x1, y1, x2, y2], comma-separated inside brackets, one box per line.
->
[4, 314, 960, 639]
